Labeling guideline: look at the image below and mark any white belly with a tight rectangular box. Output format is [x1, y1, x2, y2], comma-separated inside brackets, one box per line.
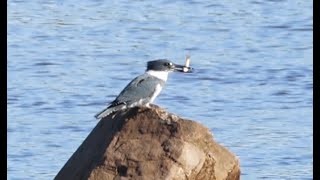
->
[149, 84, 162, 103]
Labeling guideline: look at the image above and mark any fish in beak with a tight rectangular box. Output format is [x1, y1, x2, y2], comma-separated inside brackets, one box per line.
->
[172, 64, 194, 73]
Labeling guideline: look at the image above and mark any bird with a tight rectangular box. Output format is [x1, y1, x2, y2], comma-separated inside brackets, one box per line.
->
[94, 59, 191, 119]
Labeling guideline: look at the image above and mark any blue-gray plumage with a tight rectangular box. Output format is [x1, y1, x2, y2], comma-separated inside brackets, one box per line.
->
[95, 59, 191, 119]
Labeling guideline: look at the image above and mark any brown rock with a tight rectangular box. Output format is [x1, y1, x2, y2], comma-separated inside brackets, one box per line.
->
[54, 105, 240, 180]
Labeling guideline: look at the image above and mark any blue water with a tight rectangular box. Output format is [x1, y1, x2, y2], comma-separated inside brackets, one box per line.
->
[8, 0, 313, 179]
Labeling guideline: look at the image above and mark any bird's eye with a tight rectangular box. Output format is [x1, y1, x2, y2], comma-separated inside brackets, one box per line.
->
[164, 62, 172, 66]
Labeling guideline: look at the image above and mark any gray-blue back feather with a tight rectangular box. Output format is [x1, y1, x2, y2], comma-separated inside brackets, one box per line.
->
[113, 73, 165, 105]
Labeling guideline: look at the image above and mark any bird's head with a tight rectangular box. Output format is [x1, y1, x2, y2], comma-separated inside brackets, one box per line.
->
[146, 59, 193, 73]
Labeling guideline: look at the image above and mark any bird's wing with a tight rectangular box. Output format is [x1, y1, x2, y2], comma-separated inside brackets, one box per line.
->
[114, 74, 165, 104]
[95, 74, 164, 119]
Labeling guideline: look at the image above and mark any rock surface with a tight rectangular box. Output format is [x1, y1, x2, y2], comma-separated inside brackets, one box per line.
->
[54, 105, 240, 180]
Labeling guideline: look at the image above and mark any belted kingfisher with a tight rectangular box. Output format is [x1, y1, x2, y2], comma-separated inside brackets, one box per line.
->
[95, 59, 192, 119]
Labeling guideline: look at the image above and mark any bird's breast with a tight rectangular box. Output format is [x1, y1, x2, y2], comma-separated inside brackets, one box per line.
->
[149, 84, 162, 103]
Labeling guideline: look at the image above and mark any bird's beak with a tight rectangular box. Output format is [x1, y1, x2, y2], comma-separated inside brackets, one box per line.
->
[172, 64, 193, 73]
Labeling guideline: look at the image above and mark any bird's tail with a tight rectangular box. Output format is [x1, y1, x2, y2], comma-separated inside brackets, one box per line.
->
[94, 104, 127, 119]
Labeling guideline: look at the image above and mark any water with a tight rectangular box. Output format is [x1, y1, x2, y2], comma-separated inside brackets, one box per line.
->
[8, 0, 312, 179]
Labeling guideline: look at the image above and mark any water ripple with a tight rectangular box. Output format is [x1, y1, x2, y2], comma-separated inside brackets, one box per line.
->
[8, 0, 312, 179]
